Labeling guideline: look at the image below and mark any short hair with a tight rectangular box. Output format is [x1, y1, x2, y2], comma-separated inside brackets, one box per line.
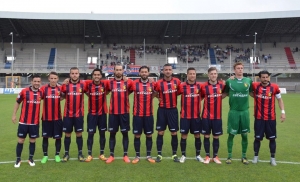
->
[70, 67, 79, 73]
[187, 67, 196, 74]
[31, 74, 41, 80]
[139, 65, 149, 72]
[207, 67, 217, 73]
[92, 68, 102, 75]
[233, 62, 244, 69]
[163, 63, 172, 68]
[258, 70, 271, 78]
[48, 71, 58, 77]
[114, 63, 123, 70]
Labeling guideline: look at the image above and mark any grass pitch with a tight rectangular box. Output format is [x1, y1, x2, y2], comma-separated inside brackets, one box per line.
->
[0, 93, 299, 182]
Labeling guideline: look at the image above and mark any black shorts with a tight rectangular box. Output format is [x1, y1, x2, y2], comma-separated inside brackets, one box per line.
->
[180, 118, 201, 134]
[17, 124, 39, 138]
[156, 107, 179, 132]
[254, 119, 276, 140]
[108, 114, 130, 133]
[42, 120, 63, 139]
[133, 116, 154, 135]
[201, 118, 223, 136]
[87, 113, 107, 133]
[63, 117, 84, 133]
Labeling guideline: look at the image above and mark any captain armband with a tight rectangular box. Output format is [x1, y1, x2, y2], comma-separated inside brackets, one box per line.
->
[275, 93, 281, 99]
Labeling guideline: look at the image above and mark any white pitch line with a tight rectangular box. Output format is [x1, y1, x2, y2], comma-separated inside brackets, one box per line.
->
[1, 157, 300, 165]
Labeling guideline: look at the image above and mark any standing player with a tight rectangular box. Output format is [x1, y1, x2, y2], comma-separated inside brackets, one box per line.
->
[61, 67, 87, 162]
[40, 72, 63, 163]
[223, 62, 253, 165]
[251, 70, 285, 166]
[201, 67, 224, 164]
[12, 75, 43, 168]
[155, 63, 181, 162]
[131, 66, 156, 164]
[106, 64, 133, 164]
[84, 68, 108, 162]
[178, 67, 204, 163]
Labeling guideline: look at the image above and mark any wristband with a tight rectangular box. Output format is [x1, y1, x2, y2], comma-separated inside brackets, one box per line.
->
[281, 110, 285, 114]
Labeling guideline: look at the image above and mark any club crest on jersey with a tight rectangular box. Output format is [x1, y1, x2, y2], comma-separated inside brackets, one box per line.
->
[244, 83, 248, 87]
[79, 88, 82, 93]
[123, 85, 127, 90]
[219, 89, 222, 94]
[57, 91, 60, 96]
[196, 89, 199, 94]
[268, 92, 272, 97]
[173, 84, 177, 89]
[101, 87, 104, 92]
[148, 87, 152, 92]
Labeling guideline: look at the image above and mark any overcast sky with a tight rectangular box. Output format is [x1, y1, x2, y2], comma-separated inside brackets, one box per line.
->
[1, 0, 300, 14]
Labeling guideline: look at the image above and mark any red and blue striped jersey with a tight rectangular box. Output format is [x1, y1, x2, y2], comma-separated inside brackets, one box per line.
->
[201, 81, 224, 119]
[61, 80, 87, 117]
[155, 77, 180, 108]
[85, 80, 109, 115]
[40, 84, 62, 121]
[16, 86, 43, 125]
[178, 82, 201, 119]
[107, 79, 133, 114]
[252, 82, 280, 120]
[131, 79, 155, 116]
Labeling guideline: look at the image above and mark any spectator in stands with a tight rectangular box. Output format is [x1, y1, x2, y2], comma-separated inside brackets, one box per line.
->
[264, 55, 268, 63]
[91, 43, 94, 49]
[268, 54, 272, 59]
[273, 41, 276, 48]
[296, 47, 299, 52]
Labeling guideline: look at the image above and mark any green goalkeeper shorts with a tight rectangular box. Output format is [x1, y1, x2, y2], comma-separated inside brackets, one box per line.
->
[227, 110, 250, 135]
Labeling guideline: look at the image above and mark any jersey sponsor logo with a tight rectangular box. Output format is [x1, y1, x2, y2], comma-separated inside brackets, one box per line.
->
[67, 91, 83, 95]
[89, 91, 105, 96]
[256, 94, 271, 100]
[111, 88, 127, 92]
[137, 91, 153, 95]
[232, 92, 248, 98]
[207, 93, 222, 98]
[26, 100, 41, 104]
[163, 89, 177, 94]
[185, 93, 200, 97]
[46, 95, 61, 99]
[244, 83, 248, 87]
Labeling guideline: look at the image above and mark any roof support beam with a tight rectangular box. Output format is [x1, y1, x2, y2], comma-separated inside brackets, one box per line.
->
[163, 21, 170, 38]
[83, 20, 86, 51]
[245, 20, 257, 35]
[261, 19, 270, 38]
[95, 20, 103, 38]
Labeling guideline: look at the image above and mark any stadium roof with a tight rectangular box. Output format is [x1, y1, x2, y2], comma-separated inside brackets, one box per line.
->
[1, 0, 300, 44]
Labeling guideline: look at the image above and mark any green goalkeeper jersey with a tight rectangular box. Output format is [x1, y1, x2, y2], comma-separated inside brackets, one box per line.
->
[224, 77, 253, 111]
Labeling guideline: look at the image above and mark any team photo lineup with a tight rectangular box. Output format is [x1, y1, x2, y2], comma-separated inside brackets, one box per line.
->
[11, 62, 286, 168]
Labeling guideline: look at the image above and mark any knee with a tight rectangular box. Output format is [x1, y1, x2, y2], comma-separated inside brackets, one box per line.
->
[18, 138, 25, 144]
[135, 134, 141, 138]
[158, 131, 164, 136]
[29, 138, 36, 143]
[75, 132, 82, 137]
[171, 132, 177, 136]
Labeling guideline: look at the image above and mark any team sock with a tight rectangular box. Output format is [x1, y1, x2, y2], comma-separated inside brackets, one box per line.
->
[156, 134, 163, 155]
[253, 139, 261, 156]
[55, 139, 61, 156]
[180, 138, 187, 156]
[99, 132, 106, 155]
[134, 137, 141, 157]
[146, 136, 152, 156]
[16, 143, 23, 160]
[64, 136, 71, 155]
[204, 137, 210, 157]
[87, 133, 94, 155]
[227, 134, 234, 158]
[29, 142, 35, 160]
[171, 135, 178, 155]
[269, 139, 276, 158]
[195, 137, 201, 156]
[76, 136, 83, 155]
[109, 132, 116, 157]
[241, 134, 248, 158]
[122, 132, 129, 156]
[213, 138, 219, 158]
[42, 137, 49, 156]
